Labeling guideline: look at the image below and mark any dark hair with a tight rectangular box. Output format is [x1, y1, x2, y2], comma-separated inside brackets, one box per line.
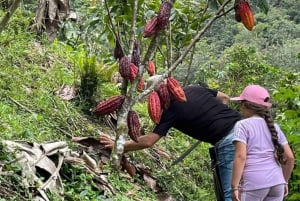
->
[243, 101, 284, 164]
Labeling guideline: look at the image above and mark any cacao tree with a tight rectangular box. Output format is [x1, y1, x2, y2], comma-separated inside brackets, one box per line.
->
[20, 0, 270, 169]
[78, 0, 271, 168]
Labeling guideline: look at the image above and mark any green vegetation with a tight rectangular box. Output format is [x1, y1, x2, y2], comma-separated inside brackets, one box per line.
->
[0, 0, 299, 200]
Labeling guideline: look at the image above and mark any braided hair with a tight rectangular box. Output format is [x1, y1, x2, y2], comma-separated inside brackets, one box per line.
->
[243, 101, 284, 164]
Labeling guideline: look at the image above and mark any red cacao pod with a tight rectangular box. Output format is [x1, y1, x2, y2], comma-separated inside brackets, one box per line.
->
[157, 1, 172, 30]
[127, 110, 141, 142]
[237, 0, 255, 31]
[167, 77, 187, 102]
[147, 60, 156, 76]
[137, 77, 145, 92]
[235, 12, 242, 22]
[143, 16, 159, 38]
[119, 56, 131, 80]
[157, 82, 171, 110]
[129, 63, 139, 82]
[234, 0, 241, 22]
[93, 95, 125, 116]
[148, 91, 162, 124]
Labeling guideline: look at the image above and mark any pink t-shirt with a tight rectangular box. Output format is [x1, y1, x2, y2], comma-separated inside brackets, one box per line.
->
[232, 116, 288, 191]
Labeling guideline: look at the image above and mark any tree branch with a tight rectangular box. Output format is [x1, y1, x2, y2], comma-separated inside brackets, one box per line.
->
[0, 0, 22, 34]
[168, 0, 233, 73]
[128, 0, 138, 56]
[8, 96, 34, 114]
[183, 4, 209, 86]
[104, 0, 119, 41]
[142, 33, 161, 65]
[111, 0, 140, 169]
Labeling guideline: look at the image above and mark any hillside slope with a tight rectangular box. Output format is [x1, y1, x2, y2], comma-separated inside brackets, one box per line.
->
[0, 11, 216, 201]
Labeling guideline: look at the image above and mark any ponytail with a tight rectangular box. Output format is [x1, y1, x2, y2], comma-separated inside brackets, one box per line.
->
[243, 101, 284, 164]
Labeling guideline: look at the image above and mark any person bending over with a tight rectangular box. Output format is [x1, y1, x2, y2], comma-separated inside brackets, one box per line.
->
[101, 84, 242, 201]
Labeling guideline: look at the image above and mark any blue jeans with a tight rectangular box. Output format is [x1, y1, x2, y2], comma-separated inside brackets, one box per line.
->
[215, 130, 235, 201]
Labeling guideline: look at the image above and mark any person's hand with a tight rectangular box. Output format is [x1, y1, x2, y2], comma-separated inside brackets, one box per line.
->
[99, 133, 114, 150]
[284, 183, 289, 197]
[231, 189, 240, 201]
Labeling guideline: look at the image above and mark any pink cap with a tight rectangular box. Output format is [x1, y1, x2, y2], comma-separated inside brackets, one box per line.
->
[231, 85, 272, 107]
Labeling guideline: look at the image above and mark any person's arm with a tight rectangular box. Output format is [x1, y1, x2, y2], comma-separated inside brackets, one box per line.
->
[231, 141, 247, 201]
[216, 91, 230, 104]
[275, 125, 295, 196]
[282, 144, 295, 181]
[282, 143, 295, 196]
[99, 132, 162, 153]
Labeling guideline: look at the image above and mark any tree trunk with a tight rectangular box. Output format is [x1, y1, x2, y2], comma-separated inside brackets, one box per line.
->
[0, 0, 21, 34]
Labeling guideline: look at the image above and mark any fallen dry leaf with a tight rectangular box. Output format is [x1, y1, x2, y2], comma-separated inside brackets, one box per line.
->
[143, 174, 160, 192]
[153, 148, 171, 160]
[55, 84, 77, 100]
[157, 192, 175, 201]
[126, 183, 140, 197]
[72, 136, 137, 178]
[121, 156, 137, 177]
[71, 136, 109, 155]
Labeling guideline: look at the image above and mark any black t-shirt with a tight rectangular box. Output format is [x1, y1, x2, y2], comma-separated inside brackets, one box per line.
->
[153, 85, 242, 145]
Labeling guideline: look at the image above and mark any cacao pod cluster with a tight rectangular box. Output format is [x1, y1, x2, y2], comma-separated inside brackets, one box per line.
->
[143, 1, 173, 38]
[99, 37, 145, 141]
[234, 0, 255, 31]
[119, 56, 139, 83]
[117, 38, 143, 86]
[147, 77, 186, 124]
[119, 56, 145, 92]
[115, 38, 146, 93]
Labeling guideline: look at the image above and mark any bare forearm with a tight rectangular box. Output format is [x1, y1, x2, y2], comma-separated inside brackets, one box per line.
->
[231, 156, 246, 188]
[124, 139, 150, 152]
[282, 144, 295, 182]
[124, 133, 161, 152]
[282, 160, 294, 182]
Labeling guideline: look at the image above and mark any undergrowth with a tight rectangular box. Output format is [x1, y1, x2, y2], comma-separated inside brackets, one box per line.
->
[0, 10, 216, 201]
